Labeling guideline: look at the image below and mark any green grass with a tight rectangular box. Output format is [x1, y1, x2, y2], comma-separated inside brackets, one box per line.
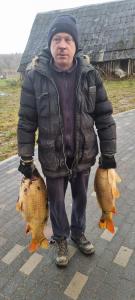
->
[104, 79, 135, 114]
[0, 78, 20, 161]
[0, 78, 135, 161]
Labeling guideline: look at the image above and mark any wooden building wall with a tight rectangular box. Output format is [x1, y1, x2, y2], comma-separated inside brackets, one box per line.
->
[93, 59, 135, 77]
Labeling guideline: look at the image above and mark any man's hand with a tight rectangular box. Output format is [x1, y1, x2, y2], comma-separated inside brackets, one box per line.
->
[99, 155, 116, 169]
[18, 157, 37, 178]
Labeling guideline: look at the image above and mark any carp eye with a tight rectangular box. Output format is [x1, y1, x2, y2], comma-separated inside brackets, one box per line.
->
[24, 188, 27, 193]
[37, 186, 40, 190]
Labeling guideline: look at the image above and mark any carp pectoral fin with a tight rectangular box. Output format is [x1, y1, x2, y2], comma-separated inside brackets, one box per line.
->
[108, 170, 114, 185]
[115, 172, 121, 183]
[28, 241, 40, 253]
[40, 238, 49, 249]
[106, 220, 115, 234]
[112, 187, 120, 199]
[16, 201, 23, 211]
[16, 202, 20, 211]
[112, 206, 116, 214]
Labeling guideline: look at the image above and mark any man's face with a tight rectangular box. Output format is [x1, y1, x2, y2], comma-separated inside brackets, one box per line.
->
[50, 32, 76, 70]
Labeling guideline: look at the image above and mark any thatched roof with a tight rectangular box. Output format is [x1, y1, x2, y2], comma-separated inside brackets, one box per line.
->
[18, 0, 135, 72]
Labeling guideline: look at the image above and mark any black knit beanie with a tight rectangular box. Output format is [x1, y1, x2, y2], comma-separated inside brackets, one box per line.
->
[48, 15, 79, 50]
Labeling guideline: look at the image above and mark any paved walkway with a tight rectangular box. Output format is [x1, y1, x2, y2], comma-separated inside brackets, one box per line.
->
[0, 110, 135, 300]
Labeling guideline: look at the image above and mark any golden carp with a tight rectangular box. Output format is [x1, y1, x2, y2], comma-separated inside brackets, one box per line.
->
[16, 173, 49, 252]
[94, 168, 121, 233]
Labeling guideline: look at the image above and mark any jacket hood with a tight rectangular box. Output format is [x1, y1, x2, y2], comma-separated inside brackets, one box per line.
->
[27, 47, 94, 76]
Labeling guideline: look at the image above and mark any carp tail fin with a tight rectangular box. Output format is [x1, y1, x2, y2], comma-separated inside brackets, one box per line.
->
[106, 220, 115, 234]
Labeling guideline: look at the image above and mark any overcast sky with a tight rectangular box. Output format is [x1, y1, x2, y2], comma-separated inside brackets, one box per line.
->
[0, 0, 122, 54]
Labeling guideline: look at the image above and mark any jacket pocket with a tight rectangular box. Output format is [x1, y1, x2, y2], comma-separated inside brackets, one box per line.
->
[37, 91, 50, 117]
[88, 85, 96, 112]
[38, 140, 58, 171]
[79, 129, 98, 164]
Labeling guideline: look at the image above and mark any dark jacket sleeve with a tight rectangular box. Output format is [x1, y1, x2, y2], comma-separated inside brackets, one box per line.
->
[17, 70, 38, 157]
[94, 70, 116, 155]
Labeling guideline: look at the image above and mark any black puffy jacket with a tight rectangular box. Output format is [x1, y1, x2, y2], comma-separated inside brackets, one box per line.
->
[17, 49, 116, 177]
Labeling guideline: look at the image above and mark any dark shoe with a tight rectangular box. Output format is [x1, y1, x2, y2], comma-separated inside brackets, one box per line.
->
[71, 234, 95, 255]
[55, 239, 69, 267]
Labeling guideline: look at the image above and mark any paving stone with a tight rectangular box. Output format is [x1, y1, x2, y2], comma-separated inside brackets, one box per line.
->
[20, 253, 43, 275]
[113, 246, 133, 267]
[117, 223, 132, 239]
[27, 250, 56, 281]
[1, 273, 26, 298]
[115, 278, 135, 300]
[69, 250, 96, 277]
[114, 213, 125, 226]
[125, 211, 135, 224]
[94, 282, 117, 300]
[68, 245, 77, 259]
[0, 275, 9, 290]
[124, 231, 135, 249]
[0, 240, 16, 260]
[2, 244, 25, 264]
[6, 250, 31, 277]
[94, 238, 108, 256]
[104, 264, 123, 288]
[0, 237, 7, 247]
[6, 168, 17, 174]
[106, 234, 124, 254]
[0, 204, 6, 210]
[123, 263, 135, 282]
[91, 191, 96, 197]
[44, 288, 69, 300]
[79, 267, 107, 300]
[64, 271, 88, 300]
[97, 248, 115, 271]
[10, 278, 36, 300]
[10, 288, 27, 300]
[100, 227, 118, 241]
[118, 204, 132, 216]
[25, 283, 53, 300]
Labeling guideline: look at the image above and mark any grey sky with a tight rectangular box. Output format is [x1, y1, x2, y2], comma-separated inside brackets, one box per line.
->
[0, 0, 122, 54]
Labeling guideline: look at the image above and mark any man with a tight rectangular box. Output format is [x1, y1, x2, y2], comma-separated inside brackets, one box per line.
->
[17, 15, 116, 267]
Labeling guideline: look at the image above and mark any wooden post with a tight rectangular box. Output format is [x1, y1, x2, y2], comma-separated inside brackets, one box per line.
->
[128, 59, 131, 76]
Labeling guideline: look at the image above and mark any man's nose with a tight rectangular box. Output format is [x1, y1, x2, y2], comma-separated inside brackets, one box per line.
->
[59, 39, 67, 48]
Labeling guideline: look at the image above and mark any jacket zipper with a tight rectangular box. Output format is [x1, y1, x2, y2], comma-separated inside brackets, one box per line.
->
[52, 79, 72, 176]
[70, 73, 82, 172]
[42, 73, 71, 176]
[36, 68, 83, 177]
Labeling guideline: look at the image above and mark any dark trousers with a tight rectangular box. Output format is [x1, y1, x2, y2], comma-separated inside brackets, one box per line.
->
[46, 170, 90, 241]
